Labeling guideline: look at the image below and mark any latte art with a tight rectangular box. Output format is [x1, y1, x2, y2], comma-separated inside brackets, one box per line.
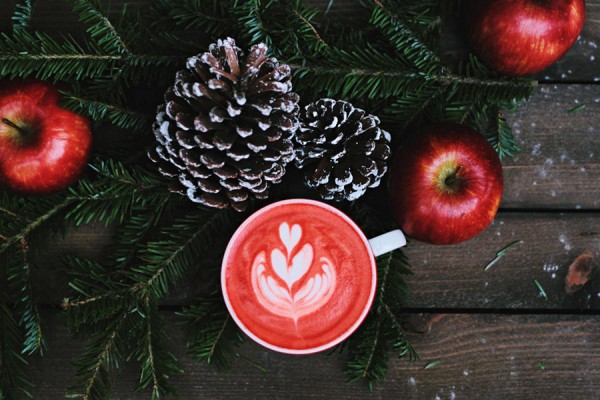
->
[222, 199, 377, 354]
[251, 223, 336, 332]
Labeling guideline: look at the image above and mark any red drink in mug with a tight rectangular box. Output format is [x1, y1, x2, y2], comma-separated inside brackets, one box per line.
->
[222, 199, 406, 354]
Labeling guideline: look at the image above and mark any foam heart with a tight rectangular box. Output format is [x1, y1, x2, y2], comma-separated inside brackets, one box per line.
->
[279, 222, 301, 256]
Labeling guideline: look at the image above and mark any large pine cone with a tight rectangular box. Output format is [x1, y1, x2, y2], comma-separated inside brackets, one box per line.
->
[295, 99, 391, 201]
[148, 38, 300, 212]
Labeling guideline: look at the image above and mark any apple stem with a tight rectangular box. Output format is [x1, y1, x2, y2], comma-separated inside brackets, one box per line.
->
[445, 166, 462, 186]
[2, 118, 27, 135]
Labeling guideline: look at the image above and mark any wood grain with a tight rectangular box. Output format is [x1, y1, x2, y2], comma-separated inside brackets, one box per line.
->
[38, 212, 600, 310]
[26, 312, 600, 399]
[502, 84, 600, 209]
[1, 0, 599, 82]
[403, 212, 600, 310]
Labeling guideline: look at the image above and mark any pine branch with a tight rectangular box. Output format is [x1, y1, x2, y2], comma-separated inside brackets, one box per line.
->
[61, 90, 152, 133]
[65, 207, 238, 328]
[69, 310, 137, 400]
[345, 250, 414, 388]
[376, 250, 412, 312]
[345, 317, 389, 390]
[68, 288, 181, 399]
[0, 28, 181, 82]
[134, 299, 182, 399]
[134, 209, 237, 298]
[66, 159, 169, 227]
[486, 108, 520, 160]
[380, 304, 417, 359]
[111, 201, 172, 269]
[381, 85, 446, 129]
[0, 29, 114, 81]
[458, 94, 486, 124]
[0, 199, 73, 256]
[233, 0, 326, 60]
[151, 0, 230, 33]
[12, 0, 35, 30]
[0, 205, 29, 223]
[178, 298, 244, 371]
[0, 302, 34, 399]
[368, 0, 446, 74]
[293, 56, 537, 100]
[233, 0, 276, 48]
[9, 245, 46, 356]
[293, 7, 327, 50]
[63, 256, 137, 332]
[285, 0, 329, 57]
[72, 0, 131, 55]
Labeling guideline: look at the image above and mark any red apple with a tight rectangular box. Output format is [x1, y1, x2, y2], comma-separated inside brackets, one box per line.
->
[0, 80, 91, 194]
[463, 0, 585, 77]
[388, 123, 503, 245]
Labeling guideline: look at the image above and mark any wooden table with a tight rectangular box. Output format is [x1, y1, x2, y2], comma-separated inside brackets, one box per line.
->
[1, 1, 599, 399]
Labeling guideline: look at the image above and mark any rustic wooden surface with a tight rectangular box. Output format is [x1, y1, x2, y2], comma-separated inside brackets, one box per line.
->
[1, 0, 599, 399]
[25, 313, 600, 400]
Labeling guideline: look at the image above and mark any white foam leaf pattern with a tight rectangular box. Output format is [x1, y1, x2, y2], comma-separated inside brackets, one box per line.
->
[270, 249, 288, 287]
[288, 244, 313, 287]
[279, 222, 301, 255]
[251, 222, 336, 332]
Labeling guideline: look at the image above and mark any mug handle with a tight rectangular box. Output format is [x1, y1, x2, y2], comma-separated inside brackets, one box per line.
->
[368, 230, 407, 257]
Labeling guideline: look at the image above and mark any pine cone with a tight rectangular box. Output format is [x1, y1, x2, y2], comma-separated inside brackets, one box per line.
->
[295, 99, 391, 201]
[148, 38, 300, 212]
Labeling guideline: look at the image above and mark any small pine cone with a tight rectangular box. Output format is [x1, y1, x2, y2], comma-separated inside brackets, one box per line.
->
[295, 99, 391, 201]
[148, 37, 300, 212]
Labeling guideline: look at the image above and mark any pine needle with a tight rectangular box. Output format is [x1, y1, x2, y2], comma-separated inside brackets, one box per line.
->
[568, 104, 586, 113]
[538, 362, 546, 370]
[12, 0, 35, 29]
[424, 360, 441, 370]
[238, 354, 268, 373]
[534, 279, 548, 300]
[484, 240, 523, 271]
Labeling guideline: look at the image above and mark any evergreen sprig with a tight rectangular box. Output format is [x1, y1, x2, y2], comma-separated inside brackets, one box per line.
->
[12, 0, 35, 30]
[61, 90, 152, 134]
[73, 0, 132, 55]
[151, 0, 230, 34]
[0, 303, 34, 399]
[178, 297, 245, 371]
[62, 205, 240, 397]
[10, 246, 46, 357]
[366, 0, 446, 75]
[346, 250, 417, 388]
[0, 29, 120, 82]
[69, 310, 139, 400]
[131, 209, 237, 298]
[133, 298, 182, 399]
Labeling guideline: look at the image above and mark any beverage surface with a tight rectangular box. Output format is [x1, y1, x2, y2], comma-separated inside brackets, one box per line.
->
[222, 200, 376, 353]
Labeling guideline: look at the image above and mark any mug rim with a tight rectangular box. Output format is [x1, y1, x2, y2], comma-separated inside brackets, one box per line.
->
[221, 198, 378, 355]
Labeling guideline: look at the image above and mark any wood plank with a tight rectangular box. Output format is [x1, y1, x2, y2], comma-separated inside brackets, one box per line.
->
[502, 84, 600, 209]
[26, 312, 600, 399]
[1, 0, 599, 82]
[36, 212, 600, 311]
[403, 212, 600, 310]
